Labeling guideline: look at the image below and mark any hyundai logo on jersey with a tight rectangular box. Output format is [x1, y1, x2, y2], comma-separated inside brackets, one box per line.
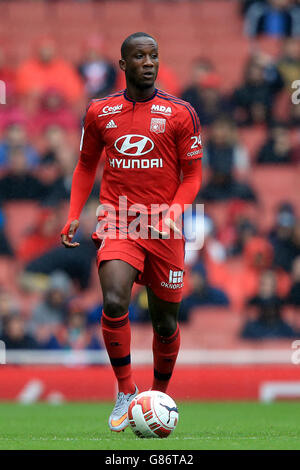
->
[114, 135, 154, 156]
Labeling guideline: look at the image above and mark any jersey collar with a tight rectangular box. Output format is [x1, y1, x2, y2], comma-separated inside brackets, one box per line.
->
[124, 88, 158, 103]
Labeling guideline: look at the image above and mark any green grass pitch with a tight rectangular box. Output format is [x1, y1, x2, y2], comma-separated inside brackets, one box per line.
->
[0, 402, 299, 450]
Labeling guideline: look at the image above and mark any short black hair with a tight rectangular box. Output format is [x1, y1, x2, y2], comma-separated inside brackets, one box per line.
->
[121, 32, 157, 59]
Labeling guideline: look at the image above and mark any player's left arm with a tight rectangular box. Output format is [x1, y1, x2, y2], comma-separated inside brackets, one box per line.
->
[163, 157, 202, 235]
[149, 106, 202, 237]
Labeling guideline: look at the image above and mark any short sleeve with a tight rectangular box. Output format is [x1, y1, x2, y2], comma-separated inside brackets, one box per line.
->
[176, 105, 202, 161]
[80, 101, 104, 158]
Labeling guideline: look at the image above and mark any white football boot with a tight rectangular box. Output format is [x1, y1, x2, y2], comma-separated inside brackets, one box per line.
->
[109, 385, 139, 432]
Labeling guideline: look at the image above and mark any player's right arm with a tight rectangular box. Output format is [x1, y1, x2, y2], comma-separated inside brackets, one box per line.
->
[61, 102, 103, 248]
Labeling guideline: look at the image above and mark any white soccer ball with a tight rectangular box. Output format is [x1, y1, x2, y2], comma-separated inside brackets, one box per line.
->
[128, 390, 179, 438]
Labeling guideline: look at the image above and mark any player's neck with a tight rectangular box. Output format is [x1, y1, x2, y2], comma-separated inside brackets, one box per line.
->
[125, 84, 156, 102]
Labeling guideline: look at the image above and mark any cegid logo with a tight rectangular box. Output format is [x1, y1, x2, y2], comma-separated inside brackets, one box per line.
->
[115, 134, 154, 156]
[98, 104, 123, 117]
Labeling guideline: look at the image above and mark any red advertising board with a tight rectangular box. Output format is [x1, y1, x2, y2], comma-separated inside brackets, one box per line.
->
[0, 365, 299, 401]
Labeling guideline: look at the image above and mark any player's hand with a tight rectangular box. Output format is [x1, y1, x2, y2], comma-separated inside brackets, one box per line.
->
[148, 217, 182, 239]
[61, 219, 80, 248]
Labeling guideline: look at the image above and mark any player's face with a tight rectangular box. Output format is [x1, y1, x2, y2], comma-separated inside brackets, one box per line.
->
[120, 38, 159, 90]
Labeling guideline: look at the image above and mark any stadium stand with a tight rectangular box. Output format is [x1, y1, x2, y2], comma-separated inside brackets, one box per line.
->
[0, 0, 299, 352]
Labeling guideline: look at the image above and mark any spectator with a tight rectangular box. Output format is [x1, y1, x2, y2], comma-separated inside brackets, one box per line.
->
[245, 0, 297, 38]
[244, 235, 274, 269]
[1, 315, 37, 349]
[184, 57, 215, 84]
[42, 144, 78, 206]
[291, 0, 300, 35]
[0, 122, 39, 169]
[183, 210, 222, 267]
[0, 291, 19, 335]
[241, 0, 267, 16]
[289, 101, 300, 127]
[241, 269, 297, 339]
[64, 307, 103, 350]
[0, 47, 15, 97]
[0, 97, 30, 136]
[228, 218, 258, 257]
[24, 200, 98, 289]
[269, 203, 300, 271]
[287, 255, 300, 306]
[0, 46, 30, 133]
[42, 132, 100, 206]
[86, 303, 102, 326]
[15, 37, 83, 105]
[64, 311, 88, 349]
[179, 262, 230, 321]
[232, 56, 283, 125]
[0, 147, 47, 203]
[35, 326, 62, 350]
[39, 124, 68, 167]
[181, 59, 230, 126]
[201, 215, 228, 266]
[204, 117, 250, 175]
[209, 199, 258, 254]
[0, 49, 26, 133]
[28, 271, 72, 333]
[43, 145, 98, 206]
[35, 126, 73, 200]
[32, 89, 80, 136]
[155, 63, 182, 97]
[277, 38, 300, 89]
[0, 207, 13, 256]
[256, 122, 294, 163]
[200, 172, 257, 202]
[129, 288, 150, 323]
[78, 36, 117, 99]
[199, 118, 256, 202]
[16, 209, 61, 263]
[237, 235, 291, 303]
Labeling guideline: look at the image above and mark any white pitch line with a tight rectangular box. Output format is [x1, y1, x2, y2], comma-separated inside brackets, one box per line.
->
[0, 436, 298, 442]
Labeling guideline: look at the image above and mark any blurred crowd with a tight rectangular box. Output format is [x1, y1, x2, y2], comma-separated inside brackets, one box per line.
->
[0, 0, 300, 350]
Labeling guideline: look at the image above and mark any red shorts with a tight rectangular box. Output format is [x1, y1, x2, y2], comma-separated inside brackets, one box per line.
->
[93, 233, 185, 303]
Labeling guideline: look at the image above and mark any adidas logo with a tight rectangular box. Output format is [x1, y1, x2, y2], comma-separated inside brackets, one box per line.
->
[106, 119, 117, 129]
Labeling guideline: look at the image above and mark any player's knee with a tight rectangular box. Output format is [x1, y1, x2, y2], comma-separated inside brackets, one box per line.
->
[103, 290, 129, 318]
[154, 317, 177, 337]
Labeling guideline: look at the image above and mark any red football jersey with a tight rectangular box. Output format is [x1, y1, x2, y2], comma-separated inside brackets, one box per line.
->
[80, 88, 202, 213]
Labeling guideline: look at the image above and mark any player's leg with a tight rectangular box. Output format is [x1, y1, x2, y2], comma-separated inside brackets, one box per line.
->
[99, 259, 139, 431]
[147, 287, 181, 393]
[99, 259, 138, 394]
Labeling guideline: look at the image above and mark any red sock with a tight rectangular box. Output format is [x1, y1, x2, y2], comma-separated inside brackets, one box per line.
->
[101, 311, 135, 394]
[152, 325, 180, 393]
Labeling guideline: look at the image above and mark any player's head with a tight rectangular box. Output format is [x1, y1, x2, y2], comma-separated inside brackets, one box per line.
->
[119, 32, 159, 90]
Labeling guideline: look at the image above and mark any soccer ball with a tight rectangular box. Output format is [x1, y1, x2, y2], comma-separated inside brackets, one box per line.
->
[128, 390, 179, 438]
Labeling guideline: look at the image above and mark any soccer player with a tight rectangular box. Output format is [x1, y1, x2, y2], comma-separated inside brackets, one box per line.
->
[61, 32, 202, 432]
